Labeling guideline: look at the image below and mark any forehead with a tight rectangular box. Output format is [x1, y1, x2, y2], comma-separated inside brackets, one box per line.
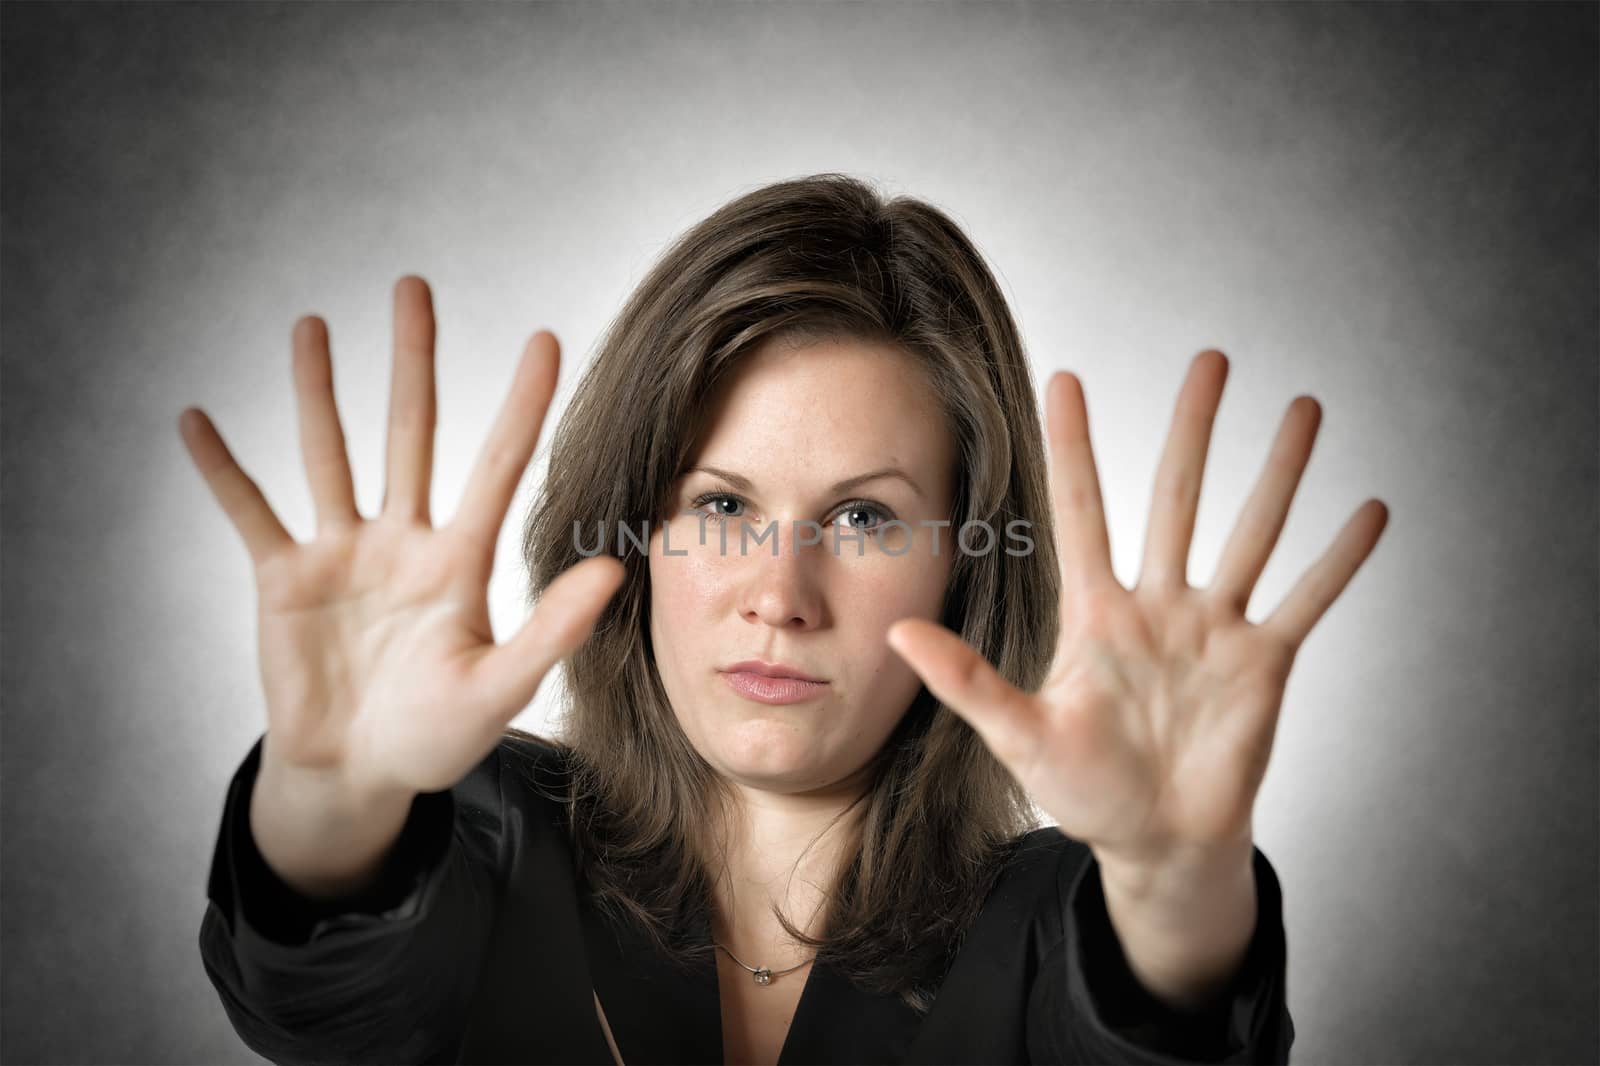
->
[689, 336, 953, 481]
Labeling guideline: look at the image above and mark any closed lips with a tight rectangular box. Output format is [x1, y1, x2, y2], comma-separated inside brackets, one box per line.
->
[721, 660, 828, 683]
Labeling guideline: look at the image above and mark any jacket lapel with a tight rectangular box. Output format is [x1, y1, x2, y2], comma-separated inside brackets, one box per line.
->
[456, 804, 615, 1065]
[580, 895, 929, 1066]
[775, 957, 925, 1064]
[581, 893, 724, 1065]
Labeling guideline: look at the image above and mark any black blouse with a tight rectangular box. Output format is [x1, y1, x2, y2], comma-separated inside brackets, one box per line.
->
[198, 733, 1296, 1065]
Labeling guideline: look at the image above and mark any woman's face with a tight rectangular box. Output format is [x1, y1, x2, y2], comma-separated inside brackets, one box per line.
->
[648, 335, 957, 797]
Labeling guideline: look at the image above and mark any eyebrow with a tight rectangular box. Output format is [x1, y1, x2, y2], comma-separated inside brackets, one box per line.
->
[687, 465, 925, 501]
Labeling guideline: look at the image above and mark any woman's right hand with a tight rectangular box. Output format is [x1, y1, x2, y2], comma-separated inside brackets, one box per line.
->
[179, 277, 623, 854]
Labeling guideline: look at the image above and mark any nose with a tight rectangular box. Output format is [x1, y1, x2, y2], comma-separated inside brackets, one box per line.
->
[737, 521, 825, 630]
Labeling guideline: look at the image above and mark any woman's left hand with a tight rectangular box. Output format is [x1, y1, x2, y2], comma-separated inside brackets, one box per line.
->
[888, 350, 1388, 878]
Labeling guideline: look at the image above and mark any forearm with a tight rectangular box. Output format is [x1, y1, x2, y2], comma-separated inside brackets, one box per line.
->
[1094, 839, 1258, 1012]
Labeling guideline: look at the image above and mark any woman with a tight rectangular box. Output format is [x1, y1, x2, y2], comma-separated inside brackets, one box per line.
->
[186, 174, 1384, 1064]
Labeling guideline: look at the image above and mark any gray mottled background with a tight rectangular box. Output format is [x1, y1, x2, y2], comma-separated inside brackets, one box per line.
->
[2, 2, 1595, 1063]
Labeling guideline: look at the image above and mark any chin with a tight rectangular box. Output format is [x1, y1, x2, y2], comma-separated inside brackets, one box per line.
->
[710, 719, 833, 790]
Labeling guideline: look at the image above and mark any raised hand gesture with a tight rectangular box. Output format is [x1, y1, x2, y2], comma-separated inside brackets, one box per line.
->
[887, 350, 1388, 1004]
[179, 277, 623, 886]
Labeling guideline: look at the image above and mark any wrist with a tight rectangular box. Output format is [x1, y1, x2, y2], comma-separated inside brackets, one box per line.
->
[257, 744, 413, 816]
[1091, 839, 1259, 1008]
[1094, 834, 1255, 905]
[251, 750, 418, 900]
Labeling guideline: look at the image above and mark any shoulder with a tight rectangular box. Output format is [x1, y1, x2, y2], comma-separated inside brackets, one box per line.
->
[1006, 824, 1089, 872]
[941, 826, 1091, 975]
[979, 825, 1095, 924]
[495, 728, 574, 787]
[430, 729, 576, 878]
[434, 729, 572, 843]
[1003, 825, 1124, 911]
[482, 727, 577, 821]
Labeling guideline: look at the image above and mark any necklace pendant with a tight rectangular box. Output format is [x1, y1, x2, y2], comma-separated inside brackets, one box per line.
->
[752, 967, 772, 986]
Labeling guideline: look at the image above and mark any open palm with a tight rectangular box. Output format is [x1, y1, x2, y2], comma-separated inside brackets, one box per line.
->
[889, 350, 1388, 870]
[179, 278, 624, 804]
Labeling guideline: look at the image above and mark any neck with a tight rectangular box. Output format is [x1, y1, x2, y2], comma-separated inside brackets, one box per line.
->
[708, 768, 869, 961]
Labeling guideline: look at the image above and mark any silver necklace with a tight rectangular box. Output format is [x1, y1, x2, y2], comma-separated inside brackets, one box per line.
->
[714, 942, 814, 986]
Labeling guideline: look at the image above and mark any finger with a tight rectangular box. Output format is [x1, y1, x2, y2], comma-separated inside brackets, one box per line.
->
[1209, 396, 1321, 616]
[177, 407, 296, 566]
[449, 331, 560, 563]
[467, 555, 626, 720]
[292, 316, 361, 533]
[1262, 499, 1389, 650]
[381, 276, 438, 525]
[1045, 371, 1116, 598]
[1136, 350, 1228, 593]
[886, 619, 1042, 769]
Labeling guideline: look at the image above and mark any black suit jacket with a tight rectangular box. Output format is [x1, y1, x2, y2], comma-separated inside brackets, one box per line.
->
[198, 733, 1295, 1064]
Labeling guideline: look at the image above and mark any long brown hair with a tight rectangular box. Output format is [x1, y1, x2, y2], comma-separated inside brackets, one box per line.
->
[515, 172, 1061, 1011]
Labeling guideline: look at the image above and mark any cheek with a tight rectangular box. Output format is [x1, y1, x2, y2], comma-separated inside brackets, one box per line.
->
[840, 558, 951, 690]
[648, 536, 735, 660]
[650, 552, 725, 611]
[847, 549, 951, 627]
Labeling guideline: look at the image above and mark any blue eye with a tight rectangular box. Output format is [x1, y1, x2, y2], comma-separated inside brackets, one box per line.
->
[689, 492, 748, 521]
[832, 502, 891, 537]
[686, 493, 895, 538]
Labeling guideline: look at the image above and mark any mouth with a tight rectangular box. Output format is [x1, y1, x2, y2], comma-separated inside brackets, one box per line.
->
[720, 670, 831, 705]
[718, 659, 830, 705]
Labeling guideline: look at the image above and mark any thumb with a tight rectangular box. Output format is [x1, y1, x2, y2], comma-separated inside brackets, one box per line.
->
[470, 555, 627, 719]
[887, 619, 1041, 768]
